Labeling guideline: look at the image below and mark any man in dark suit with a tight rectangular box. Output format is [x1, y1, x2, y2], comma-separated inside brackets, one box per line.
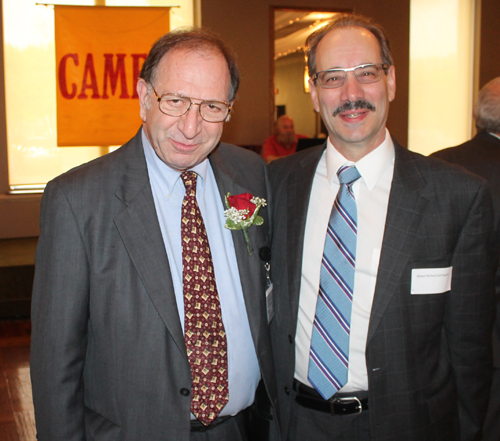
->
[269, 13, 497, 441]
[30, 28, 278, 441]
[431, 77, 500, 441]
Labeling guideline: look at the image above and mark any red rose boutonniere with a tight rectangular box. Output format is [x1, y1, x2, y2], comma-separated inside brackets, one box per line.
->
[224, 192, 267, 255]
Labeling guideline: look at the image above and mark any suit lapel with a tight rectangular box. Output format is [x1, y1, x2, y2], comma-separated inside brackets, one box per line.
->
[113, 131, 186, 358]
[367, 144, 430, 342]
[209, 147, 266, 343]
[285, 146, 325, 323]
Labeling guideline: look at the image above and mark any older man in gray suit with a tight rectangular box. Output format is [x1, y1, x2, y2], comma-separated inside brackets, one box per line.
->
[31, 28, 278, 441]
[269, 13, 497, 441]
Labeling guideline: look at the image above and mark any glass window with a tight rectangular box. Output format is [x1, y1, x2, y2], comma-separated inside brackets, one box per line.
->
[3, 0, 193, 192]
[408, 0, 475, 155]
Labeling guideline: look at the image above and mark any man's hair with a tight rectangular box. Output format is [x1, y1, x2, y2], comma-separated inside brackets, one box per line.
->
[306, 13, 393, 79]
[140, 27, 240, 101]
[274, 115, 293, 135]
[474, 77, 500, 134]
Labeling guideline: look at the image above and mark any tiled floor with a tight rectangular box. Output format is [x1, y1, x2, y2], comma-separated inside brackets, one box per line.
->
[0, 240, 37, 438]
[0, 320, 35, 441]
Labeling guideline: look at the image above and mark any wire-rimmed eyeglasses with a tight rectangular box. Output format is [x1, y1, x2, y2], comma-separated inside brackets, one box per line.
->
[151, 85, 232, 123]
[312, 63, 389, 89]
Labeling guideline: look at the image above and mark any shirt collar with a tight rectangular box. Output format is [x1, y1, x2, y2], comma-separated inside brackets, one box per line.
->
[490, 132, 500, 142]
[141, 129, 208, 195]
[325, 128, 395, 190]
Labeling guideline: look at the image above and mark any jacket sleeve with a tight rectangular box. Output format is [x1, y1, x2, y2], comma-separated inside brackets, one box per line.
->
[446, 182, 497, 441]
[30, 180, 89, 441]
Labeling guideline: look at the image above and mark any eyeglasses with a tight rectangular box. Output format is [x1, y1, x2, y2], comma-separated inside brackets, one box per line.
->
[151, 86, 232, 123]
[312, 63, 389, 89]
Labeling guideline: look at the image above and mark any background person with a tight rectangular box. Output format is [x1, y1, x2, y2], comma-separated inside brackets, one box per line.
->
[431, 76, 500, 441]
[262, 115, 307, 162]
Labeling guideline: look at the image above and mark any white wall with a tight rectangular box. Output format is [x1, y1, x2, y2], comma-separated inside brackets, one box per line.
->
[274, 53, 316, 138]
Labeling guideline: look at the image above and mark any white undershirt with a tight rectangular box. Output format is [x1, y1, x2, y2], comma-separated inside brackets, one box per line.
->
[294, 130, 395, 392]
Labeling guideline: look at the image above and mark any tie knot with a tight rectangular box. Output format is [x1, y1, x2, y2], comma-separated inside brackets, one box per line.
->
[337, 165, 361, 185]
[181, 171, 198, 192]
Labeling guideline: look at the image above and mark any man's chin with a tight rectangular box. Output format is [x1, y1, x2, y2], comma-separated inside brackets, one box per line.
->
[161, 153, 205, 172]
[277, 135, 297, 147]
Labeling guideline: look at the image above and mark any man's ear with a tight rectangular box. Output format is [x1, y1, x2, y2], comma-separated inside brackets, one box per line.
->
[387, 65, 396, 103]
[225, 101, 234, 122]
[137, 79, 150, 122]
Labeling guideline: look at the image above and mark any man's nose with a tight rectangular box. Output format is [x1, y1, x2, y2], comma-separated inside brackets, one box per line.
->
[177, 103, 203, 139]
[340, 72, 365, 102]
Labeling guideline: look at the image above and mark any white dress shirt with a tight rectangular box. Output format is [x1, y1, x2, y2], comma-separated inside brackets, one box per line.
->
[295, 130, 395, 392]
[142, 131, 260, 415]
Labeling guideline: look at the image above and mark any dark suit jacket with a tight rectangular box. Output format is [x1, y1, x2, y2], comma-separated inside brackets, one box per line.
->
[269, 141, 496, 441]
[431, 132, 500, 227]
[431, 132, 500, 368]
[30, 130, 279, 441]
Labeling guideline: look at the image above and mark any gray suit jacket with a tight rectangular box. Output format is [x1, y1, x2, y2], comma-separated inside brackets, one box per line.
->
[30, 129, 278, 441]
[432, 132, 500, 368]
[269, 141, 496, 441]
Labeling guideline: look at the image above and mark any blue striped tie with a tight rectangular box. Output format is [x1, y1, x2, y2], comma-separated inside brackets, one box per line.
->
[308, 165, 361, 399]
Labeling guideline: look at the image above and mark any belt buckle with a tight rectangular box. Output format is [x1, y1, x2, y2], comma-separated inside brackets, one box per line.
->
[330, 396, 362, 415]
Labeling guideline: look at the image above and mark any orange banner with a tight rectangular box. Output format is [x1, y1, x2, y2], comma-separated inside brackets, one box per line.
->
[55, 6, 170, 146]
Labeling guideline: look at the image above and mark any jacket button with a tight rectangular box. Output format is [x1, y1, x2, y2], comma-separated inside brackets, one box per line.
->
[288, 334, 293, 344]
[180, 388, 190, 397]
[259, 246, 271, 262]
[284, 386, 290, 395]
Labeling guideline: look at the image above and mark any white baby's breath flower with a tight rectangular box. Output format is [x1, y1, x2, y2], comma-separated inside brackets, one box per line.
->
[224, 207, 249, 222]
[250, 197, 267, 207]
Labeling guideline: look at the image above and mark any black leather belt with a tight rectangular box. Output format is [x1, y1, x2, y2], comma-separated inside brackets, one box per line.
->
[190, 415, 231, 432]
[293, 379, 368, 415]
[190, 405, 249, 432]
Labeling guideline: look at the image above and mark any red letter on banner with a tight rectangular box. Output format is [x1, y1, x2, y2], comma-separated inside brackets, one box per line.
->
[102, 53, 130, 99]
[131, 54, 147, 99]
[78, 54, 100, 99]
[59, 53, 79, 99]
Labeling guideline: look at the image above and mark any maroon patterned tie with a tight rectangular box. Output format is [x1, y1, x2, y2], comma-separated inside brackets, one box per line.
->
[180, 171, 229, 426]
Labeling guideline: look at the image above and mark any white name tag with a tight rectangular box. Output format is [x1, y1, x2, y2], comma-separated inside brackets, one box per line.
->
[411, 267, 452, 294]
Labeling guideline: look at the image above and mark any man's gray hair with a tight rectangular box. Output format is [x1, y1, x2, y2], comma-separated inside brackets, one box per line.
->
[474, 77, 500, 134]
[306, 13, 393, 80]
[140, 27, 240, 102]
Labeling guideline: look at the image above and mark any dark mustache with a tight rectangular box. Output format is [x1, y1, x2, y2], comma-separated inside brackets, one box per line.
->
[333, 100, 376, 117]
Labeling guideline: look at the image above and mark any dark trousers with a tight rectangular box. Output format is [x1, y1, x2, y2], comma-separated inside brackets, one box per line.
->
[483, 368, 500, 441]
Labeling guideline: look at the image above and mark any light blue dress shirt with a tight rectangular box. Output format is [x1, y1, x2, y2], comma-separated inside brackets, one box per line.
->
[142, 131, 260, 417]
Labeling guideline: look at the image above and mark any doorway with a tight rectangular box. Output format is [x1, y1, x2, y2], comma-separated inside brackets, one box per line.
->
[272, 9, 342, 138]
